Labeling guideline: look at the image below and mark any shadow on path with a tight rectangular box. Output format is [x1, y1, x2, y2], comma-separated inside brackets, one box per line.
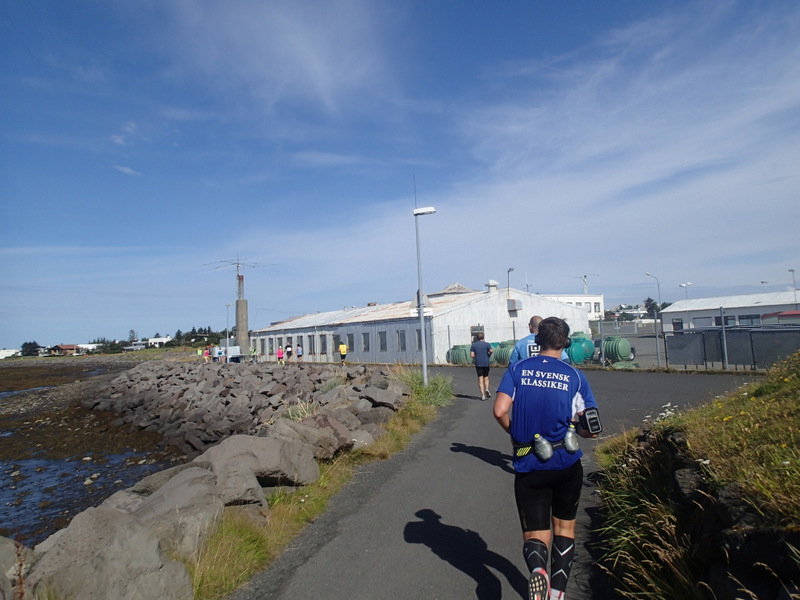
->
[404, 509, 528, 599]
[450, 442, 515, 474]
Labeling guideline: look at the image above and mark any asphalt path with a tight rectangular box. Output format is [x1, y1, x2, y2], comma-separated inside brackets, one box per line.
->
[228, 367, 756, 600]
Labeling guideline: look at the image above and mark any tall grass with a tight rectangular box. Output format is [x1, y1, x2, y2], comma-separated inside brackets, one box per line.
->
[188, 367, 453, 600]
[596, 350, 800, 599]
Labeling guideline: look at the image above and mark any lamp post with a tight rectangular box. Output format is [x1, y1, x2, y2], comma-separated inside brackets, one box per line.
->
[679, 282, 693, 299]
[507, 267, 514, 298]
[225, 303, 232, 363]
[645, 272, 662, 367]
[790, 269, 797, 310]
[414, 206, 436, 386]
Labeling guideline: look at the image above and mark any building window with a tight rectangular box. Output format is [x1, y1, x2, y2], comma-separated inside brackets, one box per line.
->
[594, 302, 601, 313]
[277, 337, 283, 348]
[321, 335, 327, 354]
[379, 331, 387, 352]
[714, 315, 736, 327]
[268, 339, 274, 354]
[694, 317, 712, 328]
[309, 335, 315, 354]
[738, 314, 761, 326]
[396, 330, 407, 352]
[575, 302, 582, 307]
[416, 329, 422, 351]
[347, 333, 355, 351]
[362, 332, 370, 352]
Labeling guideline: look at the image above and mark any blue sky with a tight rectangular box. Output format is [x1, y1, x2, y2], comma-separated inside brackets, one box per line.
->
[1, 1, 799, 348]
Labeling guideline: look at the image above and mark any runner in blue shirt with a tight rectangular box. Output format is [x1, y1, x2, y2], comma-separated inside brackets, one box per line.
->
[509, 315, 570, 364]
[469, 331, 494, 400]
[493, 317, 600, 600]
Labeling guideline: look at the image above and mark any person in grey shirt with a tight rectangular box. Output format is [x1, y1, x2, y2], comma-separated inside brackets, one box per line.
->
[470, 331, 494, 400]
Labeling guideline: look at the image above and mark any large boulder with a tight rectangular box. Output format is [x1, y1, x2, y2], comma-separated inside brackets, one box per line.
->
[26, 507, 192, 600]
[267, 418, 340, 461]
[132, 466, 224, 560]
[195, 434, 320, 486]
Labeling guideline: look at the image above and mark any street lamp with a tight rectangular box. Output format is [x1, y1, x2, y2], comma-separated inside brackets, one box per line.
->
[679, 282, 693, 299]
[645, 272, 662, 367]
[790, 269, 797, 310]
[507, 267, 514, 298]
[414, 206, 436, 386]
[225, 303, 232, 362]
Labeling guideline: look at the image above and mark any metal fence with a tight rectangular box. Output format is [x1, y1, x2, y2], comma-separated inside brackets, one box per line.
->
[440, 320, 800, 371]
[664, 326, 800, 371]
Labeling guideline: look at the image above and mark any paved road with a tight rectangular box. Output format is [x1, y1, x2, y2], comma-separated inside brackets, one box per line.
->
[229, 367, 756, 600]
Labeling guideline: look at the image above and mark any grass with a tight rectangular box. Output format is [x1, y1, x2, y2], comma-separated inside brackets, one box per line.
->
[595, 350, 800, 599]
[187, 366, 453, 600]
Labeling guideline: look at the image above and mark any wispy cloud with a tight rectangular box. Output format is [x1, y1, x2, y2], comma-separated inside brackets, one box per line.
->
[113, 165, 141, 176]
[162, 0, 396, 116]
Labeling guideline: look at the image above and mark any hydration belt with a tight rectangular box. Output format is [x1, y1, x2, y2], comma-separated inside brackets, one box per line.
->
[512, 433, 579, 460]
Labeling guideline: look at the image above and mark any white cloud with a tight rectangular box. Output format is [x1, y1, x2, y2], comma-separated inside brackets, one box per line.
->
[162, 0, 397, 116]
[113, 165, 141, 176]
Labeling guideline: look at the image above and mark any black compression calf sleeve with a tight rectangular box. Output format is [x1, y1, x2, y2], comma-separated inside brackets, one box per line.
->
[523, 538, 548, 573]
[550, 535, 575, 592]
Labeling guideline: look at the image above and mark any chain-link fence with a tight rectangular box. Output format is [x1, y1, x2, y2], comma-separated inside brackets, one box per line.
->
[442, 319, 800, 371]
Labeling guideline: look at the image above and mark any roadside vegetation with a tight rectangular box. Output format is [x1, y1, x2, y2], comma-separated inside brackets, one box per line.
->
[187, 366, 454, 600]
[595, 350, 800, 598]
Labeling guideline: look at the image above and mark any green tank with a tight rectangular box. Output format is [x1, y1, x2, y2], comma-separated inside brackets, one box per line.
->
[604, 336, 633, 362]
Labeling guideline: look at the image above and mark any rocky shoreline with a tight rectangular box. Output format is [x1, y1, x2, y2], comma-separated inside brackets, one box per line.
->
[1, 355, 414, 599]
[0, 356, 186, 544]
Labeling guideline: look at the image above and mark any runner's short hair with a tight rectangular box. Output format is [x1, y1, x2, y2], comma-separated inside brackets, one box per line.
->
[537, 317, 570, 351]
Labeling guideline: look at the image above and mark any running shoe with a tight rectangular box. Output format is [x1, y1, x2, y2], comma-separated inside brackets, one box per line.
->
[529, 567, 549, 600]
[485, 390, 492, 399]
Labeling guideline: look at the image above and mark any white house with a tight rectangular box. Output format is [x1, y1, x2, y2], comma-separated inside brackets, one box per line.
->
[250, 281, 590, 364]
[146, 336, 172, 348]
[541, 294, 605, 322]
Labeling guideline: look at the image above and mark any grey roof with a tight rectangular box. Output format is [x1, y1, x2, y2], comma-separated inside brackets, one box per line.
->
[253, 289, 489, 333]
[661, 291, 798, 313]
[252, 284, 567, 333]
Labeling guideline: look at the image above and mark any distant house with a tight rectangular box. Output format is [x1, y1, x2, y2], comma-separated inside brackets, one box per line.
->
[660, 291, 799, 331]
[0, 349, 20, 360]
[542, 294, 605, 322]
[147, 336, 172, 348]
[50, 344, 79, 356]
[123, 342, 146, 351]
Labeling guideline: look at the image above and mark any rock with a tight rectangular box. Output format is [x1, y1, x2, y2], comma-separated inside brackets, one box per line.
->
[267, 418, 340, 461]
[350, 429, 375, 449]
[194, 434, 320, 487]
[1, 536, 33, 591]
[301, 414, 354, 453]
[361, 385, 406, 410]
[132, 466, 223, 560]
[26, 506, 193, 600]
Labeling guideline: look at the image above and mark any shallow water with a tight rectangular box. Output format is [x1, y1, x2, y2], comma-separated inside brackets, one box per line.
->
[0, 447, 177, 546]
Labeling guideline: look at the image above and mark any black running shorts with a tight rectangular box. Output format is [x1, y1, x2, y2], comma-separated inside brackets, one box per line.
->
[475, 366, 490, 377]
[514, 460, 584, 532]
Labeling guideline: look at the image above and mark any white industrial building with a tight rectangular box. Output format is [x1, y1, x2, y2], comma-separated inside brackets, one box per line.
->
[251, 281, 592, 364]
[660, 290, 800, 332]
[540, 294, 604, 322]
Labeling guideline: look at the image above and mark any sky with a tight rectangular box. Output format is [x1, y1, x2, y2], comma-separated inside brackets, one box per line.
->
[1, 1, 799, 349]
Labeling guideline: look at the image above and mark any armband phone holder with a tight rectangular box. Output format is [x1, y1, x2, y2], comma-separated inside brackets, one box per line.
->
[580, 408, 603, 434]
